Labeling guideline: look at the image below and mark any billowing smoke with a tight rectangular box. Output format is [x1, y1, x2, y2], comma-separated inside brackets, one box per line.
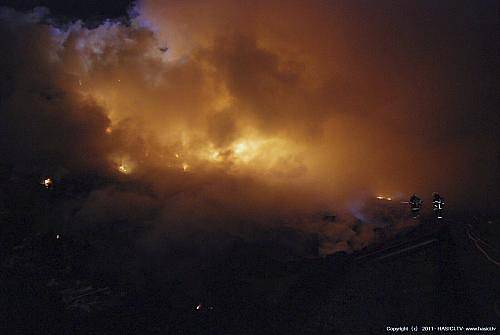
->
[0, 0, 498, 287]
[133, 0, 499, 206]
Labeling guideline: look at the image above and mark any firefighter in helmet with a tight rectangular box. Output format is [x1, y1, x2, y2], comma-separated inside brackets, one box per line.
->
[409, 194, 423, 218]
[432, 192, 445, 219]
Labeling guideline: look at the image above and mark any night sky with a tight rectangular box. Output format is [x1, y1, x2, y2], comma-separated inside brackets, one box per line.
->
[0, 0, 132, 21]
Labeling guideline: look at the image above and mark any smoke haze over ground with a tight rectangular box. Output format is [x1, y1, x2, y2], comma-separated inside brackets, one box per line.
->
[0, 0, 498, 256]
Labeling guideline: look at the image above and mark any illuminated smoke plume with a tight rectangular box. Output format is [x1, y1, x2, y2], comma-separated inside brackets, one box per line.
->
[0, 0, 498, 248]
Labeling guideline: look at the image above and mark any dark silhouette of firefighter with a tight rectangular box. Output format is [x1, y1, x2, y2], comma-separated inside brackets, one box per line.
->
[409, 194, 423, 218]
[432, 192, 445, 219]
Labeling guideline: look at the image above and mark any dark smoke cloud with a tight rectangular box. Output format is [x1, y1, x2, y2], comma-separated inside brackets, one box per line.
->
[0, 8, 112, 175]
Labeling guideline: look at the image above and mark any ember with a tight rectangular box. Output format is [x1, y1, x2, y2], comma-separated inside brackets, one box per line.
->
[41, 178, 53, 189]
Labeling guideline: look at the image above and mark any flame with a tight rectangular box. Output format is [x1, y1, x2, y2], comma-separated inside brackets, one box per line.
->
[233, 142, 248, 155]
[112, 155, 135, 174]
[198, 145, 223, 163]
[164, 134, 304, 178]
[118, 164, 129, 174]
[209, 150, 221, 161]
[106, 130, 303, 180]
[231, 138, 267, 163]
[105, 127, 113, 134]
[41, 178, 53, 188]
[117, 162, 134, 174]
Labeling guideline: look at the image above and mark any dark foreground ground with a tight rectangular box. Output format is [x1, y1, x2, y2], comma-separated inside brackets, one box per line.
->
[1, 214, 499, 334]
